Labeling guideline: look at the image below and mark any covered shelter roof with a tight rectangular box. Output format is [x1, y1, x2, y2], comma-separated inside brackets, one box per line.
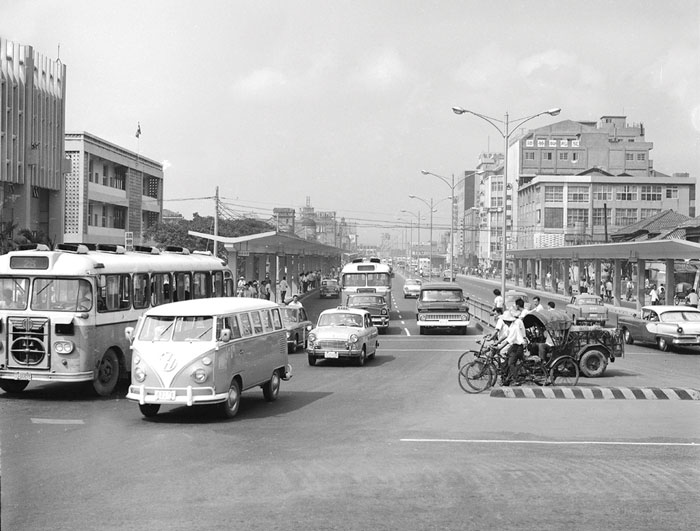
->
[189, 230, 343, 257]
[510, 239, 700, 261]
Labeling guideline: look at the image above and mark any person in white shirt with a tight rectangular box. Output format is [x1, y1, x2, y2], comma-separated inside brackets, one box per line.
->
[492, 288, 504, 313]
[530, 296, 544, 314]
[494, 310, 527, 386]
[287, 294, 303, 307]
[278, 277, 289, 302]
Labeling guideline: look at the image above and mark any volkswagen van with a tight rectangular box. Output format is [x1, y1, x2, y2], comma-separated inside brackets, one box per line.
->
[125, 298, 292, 419]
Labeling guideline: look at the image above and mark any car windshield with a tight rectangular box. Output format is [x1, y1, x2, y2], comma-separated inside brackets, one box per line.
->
[318, 313, 363, 327]
[579, 297, 602, 305]
[279, 307, 299, 323]
[322, 280, 338, 287]
[420, 289, 462, 302]
[405, 280, 420, 286]
[349, 296, 384, 305]
[660, 311, 700, 323]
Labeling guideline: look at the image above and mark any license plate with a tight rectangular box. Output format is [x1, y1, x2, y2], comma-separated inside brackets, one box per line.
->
[324, 352, 338, 359]
[15, 372, 32, 381]
[155, 390, 176, 401]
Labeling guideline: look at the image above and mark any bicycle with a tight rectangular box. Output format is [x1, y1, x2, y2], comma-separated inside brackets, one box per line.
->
[457, 336, 497, 370]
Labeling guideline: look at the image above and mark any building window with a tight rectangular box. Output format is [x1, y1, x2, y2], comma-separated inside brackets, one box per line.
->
[560, 139, 568, 147]
[616, 185, 637, 201]
[548, 139, 557, 147]
[615, 208, 638, 226]
[572, 152, 579, 163]
[543, 152, 553, 161]
[640, 208, 661, 218]
[593, 185, 613, 201]
[559, 152, 569, 161]
[490, 196, 503, 208]
[545, 186, 563, 202]
[593, 208, 611, 226]
[524, 151, 535, 160]
[637, 153, 646, 161]
[526, 139, 534, 147]
[567, 208, 588, 228]
[544, 207, 563, 228]
[491, 180, 503, 193]
[666, 186, 679, 199]
[626, 153, 634, 161]
[537, 139, 545, 147]
[640, 185, 662, 201]
[568, 186, 589, 202]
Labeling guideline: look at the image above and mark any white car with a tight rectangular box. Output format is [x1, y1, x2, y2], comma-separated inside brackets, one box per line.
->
[306, 307, 379, 366]
[403, 278, 422, 298]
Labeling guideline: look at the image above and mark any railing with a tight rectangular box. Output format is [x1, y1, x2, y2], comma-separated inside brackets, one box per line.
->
[468, 296, 494, 330]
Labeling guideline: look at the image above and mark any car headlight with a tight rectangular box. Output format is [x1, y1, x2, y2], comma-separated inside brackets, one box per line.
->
[349, 334, 359, 344]
[133, 366, 147, 382]
[53, 340, 74, 354]
[677, 326, 684, 334]
[381, 308, 388, 315]
[191, 368, 208, 384]
[309, 333, 317, 343]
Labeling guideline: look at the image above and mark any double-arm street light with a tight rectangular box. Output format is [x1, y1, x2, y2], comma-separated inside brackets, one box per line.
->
[451, 106, 561, 297]
[420, 169, 484, 282]
[400, 209, 421, 271]
[408, 194, 452, 281]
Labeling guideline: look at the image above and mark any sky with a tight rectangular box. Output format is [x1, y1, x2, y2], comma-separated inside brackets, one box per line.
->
[2, 0, 699, 245]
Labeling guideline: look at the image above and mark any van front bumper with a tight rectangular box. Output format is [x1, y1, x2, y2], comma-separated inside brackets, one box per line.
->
[126, 385, 227, 407]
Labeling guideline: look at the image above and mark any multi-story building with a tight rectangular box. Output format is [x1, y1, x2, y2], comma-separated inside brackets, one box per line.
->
[64, 132, 163, 246]
[515, 116, 695, 249]
[0, 38, 68, 245]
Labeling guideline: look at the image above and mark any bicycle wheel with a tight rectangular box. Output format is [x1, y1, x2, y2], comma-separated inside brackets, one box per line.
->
[550, 356, 580, 386]
[457, 350, 479, 370]
[459, 360, 495, 394]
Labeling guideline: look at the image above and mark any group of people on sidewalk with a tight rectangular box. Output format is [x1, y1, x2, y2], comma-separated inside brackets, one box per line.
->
[234, 274, 305, 307]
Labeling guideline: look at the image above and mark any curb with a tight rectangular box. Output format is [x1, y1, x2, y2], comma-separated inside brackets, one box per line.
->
[489, 386, 700, 400]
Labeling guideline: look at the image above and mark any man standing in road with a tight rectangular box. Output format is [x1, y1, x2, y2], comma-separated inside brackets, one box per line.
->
[279, 276, 289, 303]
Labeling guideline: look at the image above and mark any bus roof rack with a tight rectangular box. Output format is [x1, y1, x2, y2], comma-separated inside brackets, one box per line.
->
[56, 243, 91, 254]
[96, 244, 126, 254]
[132, 245, 161, 254]
[163, 245, 191, 255]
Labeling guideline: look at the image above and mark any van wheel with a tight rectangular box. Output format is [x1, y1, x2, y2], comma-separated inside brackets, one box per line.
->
[93, 349, 120, 396]
[139, 404, 160, 417]
[263, 370, 281, 402]
[219, 378, 241, 419]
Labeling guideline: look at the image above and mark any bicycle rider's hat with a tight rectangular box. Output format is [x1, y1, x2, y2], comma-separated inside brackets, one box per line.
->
[502, 310, 516, 322]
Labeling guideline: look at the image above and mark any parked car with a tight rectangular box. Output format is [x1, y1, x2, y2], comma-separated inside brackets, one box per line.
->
[319, 278, 340, 299]
[617, 305, 700, 351]
[346, 293, 390, 332]
[565, 294, 608, 326]
[279, 306, 313, 353]
[403, 278, 422, 298]
[307, 306, 379, 366]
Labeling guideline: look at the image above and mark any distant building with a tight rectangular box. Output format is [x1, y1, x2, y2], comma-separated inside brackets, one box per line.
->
[64, 132, 163, 246]
[0, 37, 68, 244]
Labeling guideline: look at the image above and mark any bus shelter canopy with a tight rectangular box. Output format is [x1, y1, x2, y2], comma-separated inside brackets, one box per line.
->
[189, 230, 343, 257]
[509, 239, 700, 261]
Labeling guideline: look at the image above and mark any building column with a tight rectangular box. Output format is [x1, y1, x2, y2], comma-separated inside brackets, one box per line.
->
[665, 258, 675, 305]
[514, 259, 521, 287]
[578, 259, 585, 293]
[530, 258, 538, 289]
[594, 260, 602, 298]
[563, 259, 570, 297]
[636, 258, 646, 311]
[613, 259, 622, 306]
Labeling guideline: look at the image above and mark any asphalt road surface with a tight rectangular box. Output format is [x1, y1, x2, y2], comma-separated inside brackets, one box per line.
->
[1, 285, 698, 530]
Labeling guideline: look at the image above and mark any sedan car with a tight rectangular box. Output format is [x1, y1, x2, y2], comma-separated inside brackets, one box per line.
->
[319, 278, 340, 299]
[403, 278, 422, 298]
[279, 306, 313, 353]
[346, 293, 390, 332]
[306, 307, 379, 366]
[617, 305, 700, 351]
[566, 294, 608, 326]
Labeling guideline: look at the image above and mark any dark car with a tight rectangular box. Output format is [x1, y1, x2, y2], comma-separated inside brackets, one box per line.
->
[319, 278, 340, 299]
[346, 293, 390, 332]
[279, 306, 313, 353]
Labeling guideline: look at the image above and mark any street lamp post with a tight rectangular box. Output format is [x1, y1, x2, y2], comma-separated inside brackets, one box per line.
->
[451, 106, 561, 297]
[401, 209, 421, 273]
[420, 170, 483, 282]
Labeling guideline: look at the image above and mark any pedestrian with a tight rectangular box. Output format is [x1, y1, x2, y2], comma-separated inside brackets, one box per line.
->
[492, 288, 504, 313]
[279, 276, 289, 303]
[494, 310, 527, 386]
[685, 288, 698, 308]
[236, 276, 246, 297]
[649, 284, 659, 306]
[547, 301, 556, 310]
[626, 278, 634, 301]
[531, 296, 544, 313]
[288, 294, 303, 307]
[605, 279, 613, 302]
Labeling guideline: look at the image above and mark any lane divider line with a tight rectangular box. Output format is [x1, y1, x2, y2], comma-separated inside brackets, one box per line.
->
[31, 418, 85, 424]
[400, 438, 700, 447]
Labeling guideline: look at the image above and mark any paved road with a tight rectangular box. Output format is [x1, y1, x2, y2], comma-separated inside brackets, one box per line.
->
[1, 289, 698, 530]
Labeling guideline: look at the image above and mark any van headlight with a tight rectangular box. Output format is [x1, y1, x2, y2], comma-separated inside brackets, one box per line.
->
[191, 368, 208, 384]
[53, 341, 74, 354]
[133, 366, 147, 382]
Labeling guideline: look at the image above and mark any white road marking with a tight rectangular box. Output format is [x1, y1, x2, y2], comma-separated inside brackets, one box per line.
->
[404, 328, 411, 336]
[401, 438, 699, 447]
[31, 418, 84, 425]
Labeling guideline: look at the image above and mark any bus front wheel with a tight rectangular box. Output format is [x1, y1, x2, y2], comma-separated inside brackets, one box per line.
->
[93, 349, 120, 397]
[0, 379, 30, 394]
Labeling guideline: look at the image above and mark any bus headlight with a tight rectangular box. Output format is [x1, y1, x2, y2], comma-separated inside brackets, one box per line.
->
[286, 331, 292, 339]
[53, 341, 74, 354]
[133, 366, 147, 382]
[349, 334, 359, 344]
[191, 368, 208, 384]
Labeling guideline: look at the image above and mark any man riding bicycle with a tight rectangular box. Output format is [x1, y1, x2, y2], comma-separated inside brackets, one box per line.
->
[493, 310, 527, 386]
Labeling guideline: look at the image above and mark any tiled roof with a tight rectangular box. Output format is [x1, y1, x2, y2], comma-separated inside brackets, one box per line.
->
[612, 209, 691, 238]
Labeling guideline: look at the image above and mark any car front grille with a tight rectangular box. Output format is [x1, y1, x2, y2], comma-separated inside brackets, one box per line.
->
[314, 340, 348, 350]
[422, 313, 466, 321]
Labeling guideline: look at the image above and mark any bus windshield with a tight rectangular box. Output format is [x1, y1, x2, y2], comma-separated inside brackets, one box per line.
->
[139, 315, 214, 342]
[343, 273, 390, 287]
[0, 277, 30, 310]
[31, 278, 93, 312]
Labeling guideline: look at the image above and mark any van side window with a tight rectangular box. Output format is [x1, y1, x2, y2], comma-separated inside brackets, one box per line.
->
[251, 311, 263, 334]
[229, 315, 242, 338]
[239, 313, 253, 337]
[271, 308, 283, 330]
[260, 310, 272, 332]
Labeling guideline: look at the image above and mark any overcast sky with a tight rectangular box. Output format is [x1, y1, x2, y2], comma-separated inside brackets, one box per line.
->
[3, 0, 698, 245]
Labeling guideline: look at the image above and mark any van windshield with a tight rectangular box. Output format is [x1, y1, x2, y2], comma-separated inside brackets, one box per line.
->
[139, 315, 214, 341]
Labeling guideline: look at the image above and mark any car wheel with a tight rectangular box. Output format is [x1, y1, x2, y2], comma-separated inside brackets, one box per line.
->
[356, 347, 366, 367]
[308, 354, 317, 366]
[262, 370, 281, 402]
[579, 349, 608, 378]
[139, 404, 161, 418]
[623, 329, 634, 345]
[657, 337, 670, 352]
[219, 378, 241, 419]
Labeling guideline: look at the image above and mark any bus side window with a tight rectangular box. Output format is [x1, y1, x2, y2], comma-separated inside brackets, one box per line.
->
[251, 311, 263, 334]
[192, 272, 211, 299]
[133, 273, 150, 309]
[271, 308, 283, 330]
[239, 313, 253, 337]
[173, 272, 191, 302]
[151, 273, 172, 306]
[212, 271, 224, 297]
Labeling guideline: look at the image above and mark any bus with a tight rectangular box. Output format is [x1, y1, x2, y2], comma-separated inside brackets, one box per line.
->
[339, 257, 393, 309]
[0, 243, 234, 396]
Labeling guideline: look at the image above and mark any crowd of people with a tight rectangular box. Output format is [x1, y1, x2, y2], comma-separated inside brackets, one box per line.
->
[233, 269, 326, 305]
